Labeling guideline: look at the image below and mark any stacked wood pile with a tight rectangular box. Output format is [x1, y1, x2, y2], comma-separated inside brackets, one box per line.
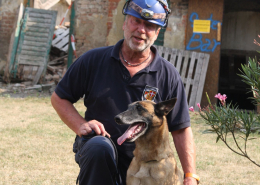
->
[44, 25, 70, 85]
[45, 54, 68, 84]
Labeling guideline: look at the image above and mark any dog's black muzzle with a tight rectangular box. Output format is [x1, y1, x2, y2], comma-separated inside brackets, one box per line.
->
[114, 115, 123, 125]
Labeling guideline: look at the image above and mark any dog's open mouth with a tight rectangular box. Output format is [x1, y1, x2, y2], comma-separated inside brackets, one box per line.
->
[117, 122, 147, 145]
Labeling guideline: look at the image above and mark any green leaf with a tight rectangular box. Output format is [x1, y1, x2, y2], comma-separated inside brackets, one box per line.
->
[206, 92, 212, 107]
[248, 138, 257, 141]
[216, 135, 221, 143]
[202, 129, 215, 134]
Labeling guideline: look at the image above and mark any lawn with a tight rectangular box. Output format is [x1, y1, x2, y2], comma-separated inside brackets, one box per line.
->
[0, 96, 259, 185]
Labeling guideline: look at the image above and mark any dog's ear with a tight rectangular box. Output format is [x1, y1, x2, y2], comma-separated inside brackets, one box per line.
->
[154, 98, 177, 116]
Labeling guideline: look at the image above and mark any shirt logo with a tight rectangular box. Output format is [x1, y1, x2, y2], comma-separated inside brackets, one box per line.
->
[142, 85, 159, 101]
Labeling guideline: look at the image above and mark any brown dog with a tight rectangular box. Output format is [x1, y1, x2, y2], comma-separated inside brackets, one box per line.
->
[115, 98, 183, 185]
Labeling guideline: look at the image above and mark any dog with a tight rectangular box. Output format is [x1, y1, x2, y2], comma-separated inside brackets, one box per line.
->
[115, 98, 183, 185]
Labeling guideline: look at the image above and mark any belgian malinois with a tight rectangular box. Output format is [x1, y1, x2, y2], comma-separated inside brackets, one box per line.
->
[115, 98, 183, 185]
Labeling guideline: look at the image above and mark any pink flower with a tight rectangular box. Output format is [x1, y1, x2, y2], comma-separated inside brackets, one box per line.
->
[221, 94, 227, 102]
[214, 93, 222, 99]
[215, 93, 227, 106]
[189, 106, 194, 112]
[197, 103, 201, 111]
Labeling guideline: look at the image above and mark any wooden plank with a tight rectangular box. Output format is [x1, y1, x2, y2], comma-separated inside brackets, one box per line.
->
[32, 65, 44, 85]
[27, 22, 53, 29]
[53, 35, 69, 49]
[25, 31, 49, 38]
[22, 40, 48, 47]
[175, 50, 184, 74]
[20, 50, 46, 57]
[17, 65, 24, 79]
[194, 53, 210, 107]
[19, 60, 43, 66]
[182, 78, 194, 85]
[27, 66, 34, 80]
[54, 29, 65, 36]
[19, 55, 45, 61]
[24, 35, 49, 42]
[32, 66, 39, 76]
[180, 50, 190, 79]
[47, 65, 58, 73]
[25, 27, 51, 33]
[189, 54, 203, 109]
[48, 55, 68, 65]
[168, 48, 178, 66]
[184, 52, 196, 100]
[162, 47, 169, 60]
[156, 45, 163, 56]
[185, 52, 197, 84]
[22, 65, 32, 80]
[29, 12, 53, 19]
[61, 44, 69, 52]
[22, 45, 47, 52]
[52, 29, 70, 45]
[28, 17, 52, 24]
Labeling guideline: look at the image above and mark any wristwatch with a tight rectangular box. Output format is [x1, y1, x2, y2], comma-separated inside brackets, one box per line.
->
[184, 173, 200, 184]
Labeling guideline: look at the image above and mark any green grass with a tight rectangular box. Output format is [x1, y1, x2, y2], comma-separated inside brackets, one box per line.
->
[0, 96, 259, 185]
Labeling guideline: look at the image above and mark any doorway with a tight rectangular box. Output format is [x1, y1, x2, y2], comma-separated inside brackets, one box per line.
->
[219, 0, 260, 110]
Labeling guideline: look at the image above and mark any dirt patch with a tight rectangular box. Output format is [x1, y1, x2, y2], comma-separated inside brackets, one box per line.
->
[0, 81, 55, 98]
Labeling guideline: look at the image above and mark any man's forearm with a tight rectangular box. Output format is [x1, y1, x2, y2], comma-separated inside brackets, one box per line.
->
[171, 127, 197, 183]
[51, 92, 86, 135]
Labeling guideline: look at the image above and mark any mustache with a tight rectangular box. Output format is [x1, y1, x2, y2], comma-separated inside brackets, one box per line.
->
[131, 34, 147, 40]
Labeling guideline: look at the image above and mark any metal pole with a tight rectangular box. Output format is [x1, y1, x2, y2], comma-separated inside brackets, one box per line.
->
[67, 0, 75, 68]
[26, 0, 30, 7]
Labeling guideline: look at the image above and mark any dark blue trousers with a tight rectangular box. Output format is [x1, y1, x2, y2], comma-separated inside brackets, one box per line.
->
[74, 135, 130, 185]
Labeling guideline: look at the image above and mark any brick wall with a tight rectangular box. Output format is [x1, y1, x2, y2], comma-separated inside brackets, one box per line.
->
[0, 0, 22, 66]
[107, 0, 121, 36]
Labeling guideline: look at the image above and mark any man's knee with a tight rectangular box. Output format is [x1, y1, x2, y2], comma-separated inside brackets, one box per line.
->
[76, 136, 118, 185]
[78, 136, 116, 166]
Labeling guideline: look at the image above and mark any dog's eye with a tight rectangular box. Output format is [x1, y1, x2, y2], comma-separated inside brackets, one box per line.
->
[136, 105, 142, 111]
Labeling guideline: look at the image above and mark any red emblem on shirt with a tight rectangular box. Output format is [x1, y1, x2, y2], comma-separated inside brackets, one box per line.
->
[142, 85, 159, 101]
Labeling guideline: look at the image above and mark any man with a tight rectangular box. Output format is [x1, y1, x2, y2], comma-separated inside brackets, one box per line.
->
[51, 0, 198, 184]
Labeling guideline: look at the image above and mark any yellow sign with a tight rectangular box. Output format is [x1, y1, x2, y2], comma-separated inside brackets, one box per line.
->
[193, 20, 211, 33]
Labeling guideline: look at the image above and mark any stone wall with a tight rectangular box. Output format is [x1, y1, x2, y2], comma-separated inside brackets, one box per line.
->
[165, 0, 188, 49]
[0, 0, 189, 70]
[106, 0, 125, 46]
[0, 0, 23, 72]
[75, 0, 189, 56]
[74, 0, 109, 55]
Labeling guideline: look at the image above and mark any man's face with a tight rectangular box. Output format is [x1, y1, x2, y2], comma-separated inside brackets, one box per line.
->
[123, 15, 161, 52]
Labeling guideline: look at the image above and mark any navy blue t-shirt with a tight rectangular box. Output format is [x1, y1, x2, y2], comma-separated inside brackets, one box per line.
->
[55, 39, 190, 158]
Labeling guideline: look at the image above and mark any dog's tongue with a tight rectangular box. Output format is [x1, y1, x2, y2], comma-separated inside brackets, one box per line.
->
[117, 124, 139, 145]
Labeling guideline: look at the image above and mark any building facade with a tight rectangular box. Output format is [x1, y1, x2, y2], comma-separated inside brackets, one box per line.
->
[1, 0, 260, 109]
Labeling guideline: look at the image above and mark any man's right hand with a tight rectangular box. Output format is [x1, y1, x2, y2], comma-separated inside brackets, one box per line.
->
[78, 120, 110, 138]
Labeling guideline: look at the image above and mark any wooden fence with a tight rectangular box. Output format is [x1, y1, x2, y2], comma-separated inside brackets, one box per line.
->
[154, 45, 210, 111]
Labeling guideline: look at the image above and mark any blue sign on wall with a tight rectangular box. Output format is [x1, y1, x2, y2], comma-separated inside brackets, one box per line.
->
[186, 12, 221, 52]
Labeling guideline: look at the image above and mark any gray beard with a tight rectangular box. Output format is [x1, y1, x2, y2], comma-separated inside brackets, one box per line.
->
[128, 38, 152, 52]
